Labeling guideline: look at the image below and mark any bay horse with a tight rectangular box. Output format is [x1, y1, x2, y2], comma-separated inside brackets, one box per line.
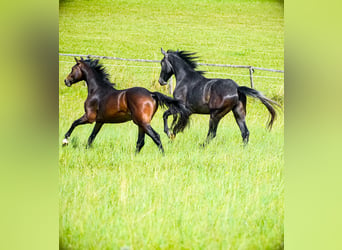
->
[63, 57, 189, 153]
[158, 48, 281, 145]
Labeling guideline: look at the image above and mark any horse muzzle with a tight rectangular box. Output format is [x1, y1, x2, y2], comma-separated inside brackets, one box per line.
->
[64, 79, 72, 87]
[158, 78, 168, 86]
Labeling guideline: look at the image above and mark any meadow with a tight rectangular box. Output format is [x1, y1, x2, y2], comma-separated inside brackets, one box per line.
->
[59, 0, 284, 249]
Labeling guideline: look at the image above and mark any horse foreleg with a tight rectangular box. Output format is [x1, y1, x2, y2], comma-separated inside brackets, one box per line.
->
[204, 118, 220, 145]
[63, 114, 89, 146]
[202, 110, 226, 147]
[170, 113, 178, 139]
[163, 109, 174, 139]
[86, 122, 104, 148]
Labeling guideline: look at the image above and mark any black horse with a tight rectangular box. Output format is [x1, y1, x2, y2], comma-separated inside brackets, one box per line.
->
[63, 57, 189, 153]
[158, 48, 281, 145]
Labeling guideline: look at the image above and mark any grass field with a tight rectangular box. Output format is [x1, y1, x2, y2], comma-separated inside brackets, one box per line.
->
[59, 0, 284, 249]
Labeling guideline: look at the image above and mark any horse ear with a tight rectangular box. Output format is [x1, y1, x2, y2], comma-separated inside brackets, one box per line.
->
[161, 48, 166, 56]
[74, 57, 79, 63]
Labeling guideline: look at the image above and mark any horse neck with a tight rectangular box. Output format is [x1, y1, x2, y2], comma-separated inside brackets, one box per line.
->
[81, 66, 101, 95]
[170, 56, 203, 85]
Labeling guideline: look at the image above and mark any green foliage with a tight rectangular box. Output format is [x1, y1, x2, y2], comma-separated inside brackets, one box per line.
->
[59, 0, 283, 248]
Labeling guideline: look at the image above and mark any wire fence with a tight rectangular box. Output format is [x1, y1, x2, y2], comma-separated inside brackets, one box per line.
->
[59, 53, 284, 91]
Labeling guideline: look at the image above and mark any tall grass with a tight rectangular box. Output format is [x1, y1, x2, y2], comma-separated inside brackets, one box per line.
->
[59, 0, 284, 248]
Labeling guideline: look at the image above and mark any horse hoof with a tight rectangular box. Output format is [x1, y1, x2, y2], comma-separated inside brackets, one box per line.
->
[170, 133, 175, 140]
[62, 138, 69, 146]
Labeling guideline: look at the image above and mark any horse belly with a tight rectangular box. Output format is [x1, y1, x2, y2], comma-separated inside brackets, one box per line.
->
[186, 94, 211, 114]
[189, 103, 210, 114]
[102, 105, 131, 123]
[104, 112, 132, 123]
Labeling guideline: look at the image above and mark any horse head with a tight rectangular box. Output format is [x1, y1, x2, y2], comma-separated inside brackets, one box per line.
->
[64, 57, 85, 87]
[159, 48, 174, 85]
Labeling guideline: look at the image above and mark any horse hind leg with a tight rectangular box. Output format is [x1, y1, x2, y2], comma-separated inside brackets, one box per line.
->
[132, 100, 163, 154]
[135, 127, 146, 154]
[233, 102, 249, 145]
[143, 124, 164, 154]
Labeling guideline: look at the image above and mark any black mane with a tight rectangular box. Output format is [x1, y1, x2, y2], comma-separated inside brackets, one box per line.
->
[167, 50, 205, 75]
[81, 57, 115, 88]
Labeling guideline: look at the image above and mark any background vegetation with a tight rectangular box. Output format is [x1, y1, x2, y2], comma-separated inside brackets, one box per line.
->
[59, 0, 284, 248]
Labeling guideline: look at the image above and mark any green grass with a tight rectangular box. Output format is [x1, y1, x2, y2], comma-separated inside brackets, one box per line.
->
[59, 0, 283, 249]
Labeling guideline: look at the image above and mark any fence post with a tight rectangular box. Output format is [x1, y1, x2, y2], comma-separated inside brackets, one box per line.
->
[249, 67, 254, 88]
[168, 77, 173, 94]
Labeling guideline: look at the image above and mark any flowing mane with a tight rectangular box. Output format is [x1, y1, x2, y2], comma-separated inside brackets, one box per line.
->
[167, 50, 205, 75]
[81, 57, 115, 88]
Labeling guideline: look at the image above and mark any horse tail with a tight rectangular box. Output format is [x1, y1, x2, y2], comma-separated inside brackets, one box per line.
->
[237, 86, 281, 130]
[152, 92, 190, 134]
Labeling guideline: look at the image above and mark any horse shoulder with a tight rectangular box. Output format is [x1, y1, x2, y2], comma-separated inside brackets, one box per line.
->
[84, 97, 100, 123]
[173, 85, 187, 102]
